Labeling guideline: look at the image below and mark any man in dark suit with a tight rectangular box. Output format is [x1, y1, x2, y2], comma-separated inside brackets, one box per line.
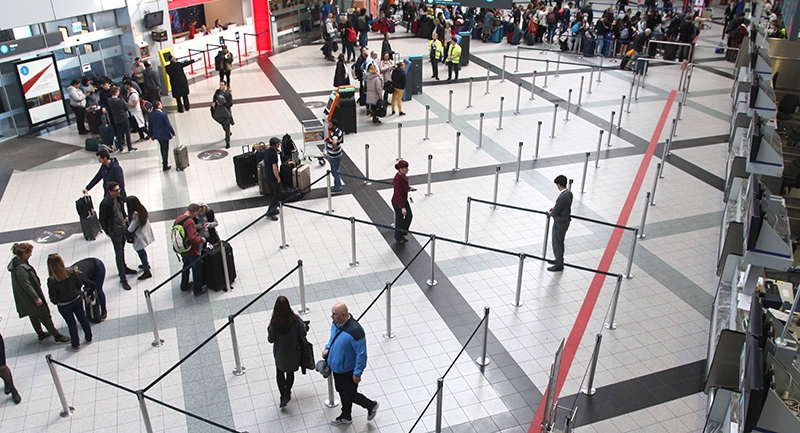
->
[148, 101, 175, 171]
[548, 175, 573, 272]
[98, 181, 136, 291]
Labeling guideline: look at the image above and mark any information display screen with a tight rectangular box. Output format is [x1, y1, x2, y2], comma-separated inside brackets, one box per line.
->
[15, 55, 66, 125]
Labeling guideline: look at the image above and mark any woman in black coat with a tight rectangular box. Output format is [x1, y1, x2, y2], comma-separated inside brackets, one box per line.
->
[267, 296, 306, 408]
[333, 54, 350, 87]
[46, 254, 96, 352]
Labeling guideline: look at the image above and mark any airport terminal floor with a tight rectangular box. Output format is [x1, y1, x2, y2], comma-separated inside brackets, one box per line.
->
[0, 11, 733, 433]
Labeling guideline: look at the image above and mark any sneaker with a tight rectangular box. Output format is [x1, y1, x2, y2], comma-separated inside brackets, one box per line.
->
[367, 402, 379, 421]
[54, 335, 71, 344]
[37, 332, 52, 343]
[330, 417, 352, 426]
[66, 345, 82, 352]
[399, 112, 406, 116]
[137, 270, 153, 280]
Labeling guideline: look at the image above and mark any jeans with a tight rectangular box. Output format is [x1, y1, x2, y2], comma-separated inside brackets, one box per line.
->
[180, 254, 203, 294]
[114, 119, 132, 151]
[57, 298, 92, 348]
[276, 367, 295, 399]
[359, 31, 368, 48]
[158, 139, 170, 169]
[91, 258, 107, 315]
[136, 248, 150, 272]
[344, 41, 355, 61]
[110, 232, 128, 283]
[328, 156, 342, 191]
[333, 371, 376, 420]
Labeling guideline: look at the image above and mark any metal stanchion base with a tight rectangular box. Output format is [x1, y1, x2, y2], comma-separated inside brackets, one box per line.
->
[383, 332, 395, 339]
[151, 339, 165, 348]
[297, 307, 310, 314]
[626, 273, 633, 280]
[280, 244, 290, 250]
[365, 181, 372, 186]
[603, 322, 617, 330]
[475, 357, 491, 367]
[426, 279, 437, 287]
[349, 261, 359, 267]
[325, 399, 340, 408]
[452, 168, 461, 172]
[423, 138, 430, 141]
[425, 193, 433, 197]
[580, 387, 596, 396]
[512, 301, 523, 307]
[60, 407, 75, 418]
[233, 367, 247, 376]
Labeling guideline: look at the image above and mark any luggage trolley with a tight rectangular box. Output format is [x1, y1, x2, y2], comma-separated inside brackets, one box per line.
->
[301, 118, 327, 166]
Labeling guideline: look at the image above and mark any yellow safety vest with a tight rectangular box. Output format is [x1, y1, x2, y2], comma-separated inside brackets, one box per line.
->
[448, 44, 461, 64]
[429, 40, 443, 60]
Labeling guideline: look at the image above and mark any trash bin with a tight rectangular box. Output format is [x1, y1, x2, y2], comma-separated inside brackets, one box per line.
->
[409, 55, 423, 95]
[458, 31, 470, 66]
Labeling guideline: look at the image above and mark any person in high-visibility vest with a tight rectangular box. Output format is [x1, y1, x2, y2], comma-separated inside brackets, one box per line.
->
[446, 38, 462, 82]
[429, 35, 444, 80]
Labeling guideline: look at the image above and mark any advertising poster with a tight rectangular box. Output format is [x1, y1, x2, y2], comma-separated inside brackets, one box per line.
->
[15, 55, 66, 125]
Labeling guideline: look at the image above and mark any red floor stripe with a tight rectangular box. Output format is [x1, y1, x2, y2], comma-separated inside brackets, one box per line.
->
[528, 90, 677, 432]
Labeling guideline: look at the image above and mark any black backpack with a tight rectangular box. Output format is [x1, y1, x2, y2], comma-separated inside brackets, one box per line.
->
[281, 133, 296, 162]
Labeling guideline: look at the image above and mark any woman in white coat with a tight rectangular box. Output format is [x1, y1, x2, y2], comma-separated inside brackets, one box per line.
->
[125, 196, 155, 280]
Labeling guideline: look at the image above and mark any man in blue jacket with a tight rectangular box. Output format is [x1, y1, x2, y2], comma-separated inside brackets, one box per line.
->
[148, 101, 175, 171]
[322, 302, 379, 425]
[84, 149, 126, 199]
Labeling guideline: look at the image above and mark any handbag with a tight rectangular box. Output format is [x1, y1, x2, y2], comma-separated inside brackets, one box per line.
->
[715, 41, 724, 54]
[125, 231, 135, 244]
[384, 80, 395, 94]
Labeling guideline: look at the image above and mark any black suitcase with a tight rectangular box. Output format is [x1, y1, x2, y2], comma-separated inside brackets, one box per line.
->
[84, 290, 103, 323]
[76, 195, 102, 241]
[279, 163, 294, 186]
[524, 32, 535, 45]
[99, 114, 115, 146]
[202, 241, 236, 291]
[582, 37, 596, 57]
[86, 108, 102, 134]
[663, 43, 678, 61]
[233, 145, 258, 189]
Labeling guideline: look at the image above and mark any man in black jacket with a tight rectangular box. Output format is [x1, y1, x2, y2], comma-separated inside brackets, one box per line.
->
[548, 175, 573, 272]
[211, 80, 234, 148]
[142, 61, 161, 103]
[84, 149, 126, 199]
[106, 86, 136, 152]
[98, 182, 136, 290]
[677, 16, 696, 62]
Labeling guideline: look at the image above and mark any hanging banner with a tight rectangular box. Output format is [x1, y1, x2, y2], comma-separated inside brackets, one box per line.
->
[15, 55, 67, 126]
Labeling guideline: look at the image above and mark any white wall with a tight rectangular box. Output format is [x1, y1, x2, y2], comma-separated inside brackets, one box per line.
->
[204, 0, 245, 28]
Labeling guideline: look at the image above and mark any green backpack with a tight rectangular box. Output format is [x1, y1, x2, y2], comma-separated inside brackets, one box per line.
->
[171, 216, 192, 254]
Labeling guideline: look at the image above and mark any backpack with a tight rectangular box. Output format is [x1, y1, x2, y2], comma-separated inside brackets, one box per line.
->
[171, 216, 192, 254]
[357, 15, 367, 31]
[547, 12, 556, 25]
[346, 27, 357, 42]
[281, 133, 297, 162]
[620, 27, 629, 40]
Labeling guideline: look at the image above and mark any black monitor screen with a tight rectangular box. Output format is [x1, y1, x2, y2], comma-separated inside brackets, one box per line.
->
[145, 11, 164, 29]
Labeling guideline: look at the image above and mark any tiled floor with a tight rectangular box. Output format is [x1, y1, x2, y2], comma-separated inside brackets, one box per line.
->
[0, 11, 735, 433]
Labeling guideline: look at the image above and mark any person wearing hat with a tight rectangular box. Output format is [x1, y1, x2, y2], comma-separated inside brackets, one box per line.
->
[131, 57, 146, 88]
[391, 160, 416, 244]
[215, 45, 234, 87]
[264, 137, 282, 221]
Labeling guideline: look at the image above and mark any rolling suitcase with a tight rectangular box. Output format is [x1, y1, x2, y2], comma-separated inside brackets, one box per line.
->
[293, 164, 311, 191]
[582, 36, 596, 57]
[234, 145, 258, 189]
[75, 195, 102, 241]
[524, 32, 536, 45]
[412, 19, 419, 35]
[279, 163, 294, 186]
[663, 43, 678, 61]
[86, 108, 102, 134]
[174, 145, 189, 171]
[202, 241, 236, 292]
[98, 113, 115, 146]
[491, 26, 503, 42]
[257, 161, 269, 196]
[84, 290, 103, 323]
